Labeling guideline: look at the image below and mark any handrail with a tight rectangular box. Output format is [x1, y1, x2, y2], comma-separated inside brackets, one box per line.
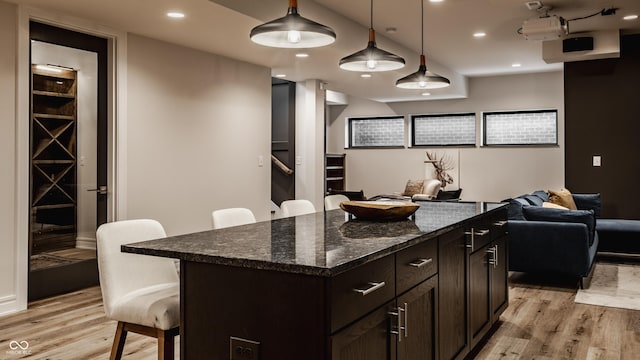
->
[271, 155, 294, 175]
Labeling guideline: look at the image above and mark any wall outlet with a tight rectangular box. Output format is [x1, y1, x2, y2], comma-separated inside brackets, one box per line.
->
[593, 155, 601, 167]
[230, 336, 260, 360]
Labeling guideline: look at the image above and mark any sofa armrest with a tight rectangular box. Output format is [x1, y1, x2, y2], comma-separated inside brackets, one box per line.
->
[508, 220, 594, 277]
[572, 193, 601, 218]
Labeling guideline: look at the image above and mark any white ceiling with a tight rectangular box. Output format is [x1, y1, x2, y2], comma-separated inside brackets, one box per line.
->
[9, 0, 640, 102]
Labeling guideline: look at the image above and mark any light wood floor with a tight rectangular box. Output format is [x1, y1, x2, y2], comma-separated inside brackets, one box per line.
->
[1, 272, 639, 359]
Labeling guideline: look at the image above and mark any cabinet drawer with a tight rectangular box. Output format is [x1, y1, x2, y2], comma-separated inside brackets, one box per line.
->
[396, 239, 437, 295]
[489, 209, 508, 240]
[330, 255, 395, 332]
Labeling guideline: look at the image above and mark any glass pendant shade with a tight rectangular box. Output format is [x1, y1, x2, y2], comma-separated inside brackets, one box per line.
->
[396, 55, 450, 89]
[339, 29, 405, 72]
[250, 0, 336, 48]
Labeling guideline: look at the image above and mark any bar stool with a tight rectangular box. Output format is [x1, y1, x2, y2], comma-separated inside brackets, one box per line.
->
[212, 208, 257, 229]
[324, 194, 349, 211]
[96, 219, 179, 360]
[281, 199, 316, 217]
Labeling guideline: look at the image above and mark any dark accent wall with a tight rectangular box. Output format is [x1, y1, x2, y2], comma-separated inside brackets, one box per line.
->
[565, 34, 640, 219]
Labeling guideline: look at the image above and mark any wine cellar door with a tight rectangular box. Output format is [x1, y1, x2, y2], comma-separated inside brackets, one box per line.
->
[29, 22, 108, 300]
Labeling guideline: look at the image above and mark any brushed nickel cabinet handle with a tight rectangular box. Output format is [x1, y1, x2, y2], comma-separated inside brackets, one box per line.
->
[493, 220, 508, 227]
[353, 281, 386, 296]
[409, 258, 433, 268]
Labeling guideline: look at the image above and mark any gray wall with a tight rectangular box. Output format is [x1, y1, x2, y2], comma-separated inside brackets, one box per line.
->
[327, 72, 565, 202]
[125, 34, 272, 235]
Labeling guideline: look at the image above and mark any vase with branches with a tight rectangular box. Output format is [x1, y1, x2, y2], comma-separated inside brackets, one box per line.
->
[426, 151, 454, 189]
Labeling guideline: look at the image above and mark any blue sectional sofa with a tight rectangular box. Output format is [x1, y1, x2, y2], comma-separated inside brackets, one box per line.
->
[507, 190, 600, 288]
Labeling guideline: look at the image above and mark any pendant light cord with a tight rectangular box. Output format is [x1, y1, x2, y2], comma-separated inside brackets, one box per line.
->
[421, 0, 424, 55]
[370, 0, 374, 29]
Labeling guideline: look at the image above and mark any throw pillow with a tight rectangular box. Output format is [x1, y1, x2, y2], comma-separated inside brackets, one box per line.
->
[403, 180, 424, 196]
[543, 201, 568, 210]
[548, 188, 578, 210]
[572, 193, 602, 218]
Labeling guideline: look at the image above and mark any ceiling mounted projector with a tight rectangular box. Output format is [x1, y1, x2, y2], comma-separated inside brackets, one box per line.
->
[522, 15, 568, 41]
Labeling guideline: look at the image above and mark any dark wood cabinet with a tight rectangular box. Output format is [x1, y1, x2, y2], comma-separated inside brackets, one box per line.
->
[331, 265, 438, 360]
[439, 209, 509, 360]
[491, 234, 509, 320]
[396, 276, 438, 360]
[469, 242, 492, 348]
[331, 301, 396, 360]
[135, 203, 510, 360]
[438, 227, 469, 360]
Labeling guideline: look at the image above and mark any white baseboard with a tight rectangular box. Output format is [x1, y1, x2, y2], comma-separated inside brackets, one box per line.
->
[75, 237, 97, 250]
[0, 294, 21, 317]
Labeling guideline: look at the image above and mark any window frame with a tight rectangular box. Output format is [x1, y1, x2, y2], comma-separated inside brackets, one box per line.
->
[410, 112, 477, 147]
[482, 109, 558, 147]
[346, 115, 406, 149]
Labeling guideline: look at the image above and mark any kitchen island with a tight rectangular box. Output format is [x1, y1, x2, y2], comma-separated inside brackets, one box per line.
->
[123, 201, 509, 360]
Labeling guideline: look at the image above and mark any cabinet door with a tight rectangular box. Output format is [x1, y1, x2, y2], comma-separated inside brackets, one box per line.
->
[397, 276, 438, 360]
[468, 244, 492, 348]
[438, 228, 468, 360]
[331, 302, 396, 360]
[491, 235, 508, 320]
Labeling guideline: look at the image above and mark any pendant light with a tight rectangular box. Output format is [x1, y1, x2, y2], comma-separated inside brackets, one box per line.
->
[339, 0, 405, 72]
[396, 0, 450, 89]
[250, 0, 336, 48]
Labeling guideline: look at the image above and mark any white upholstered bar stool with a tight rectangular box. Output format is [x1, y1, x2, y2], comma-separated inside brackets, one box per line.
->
[281, 199, 316, 217]
[212, 207, 257, 229]
[96, 219, 179, 360]
[324, 194, 349, 211]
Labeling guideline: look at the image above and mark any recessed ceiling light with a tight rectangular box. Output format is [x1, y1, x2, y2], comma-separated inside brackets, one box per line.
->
[275, 74, 287, 78]
[512, 63, 522, 67]
[296, 53, 309, 58]
[386, 27, 397, 34]
[473, 32, 486, 38]
[421, 92, 431, 96]
[167, 12, 185, 19]
[360, 73, 372, 78]
[429, 0, 444, 3]
[623, 15, 638, 21]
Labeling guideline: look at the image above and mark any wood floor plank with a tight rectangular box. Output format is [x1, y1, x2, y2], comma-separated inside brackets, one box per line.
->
[2, 268, 640, 360]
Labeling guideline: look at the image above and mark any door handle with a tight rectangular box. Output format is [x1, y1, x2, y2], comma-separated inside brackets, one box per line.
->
[87, 185, 108, 195]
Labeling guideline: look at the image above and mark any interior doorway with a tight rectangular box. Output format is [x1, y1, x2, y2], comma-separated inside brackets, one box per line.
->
[28, 22, 109, 300]
[271, 78, 296, 207]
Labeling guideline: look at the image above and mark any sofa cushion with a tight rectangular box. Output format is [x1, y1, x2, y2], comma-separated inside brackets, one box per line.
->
[508, 198, 530, 220]
[532, 190, 550, 202]
[548, 188, 578, 210]
[572, 193, 601, 218]
[523, 194, 544, 207]
[523, 206, 596, 245]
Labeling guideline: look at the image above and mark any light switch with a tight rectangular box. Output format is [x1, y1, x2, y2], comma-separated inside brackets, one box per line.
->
[296, 156, 302, 165]
[593, 156, 601, 167]
[258, 155, 264, 167]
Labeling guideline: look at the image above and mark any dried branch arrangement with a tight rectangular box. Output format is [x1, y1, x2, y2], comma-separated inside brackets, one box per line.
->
[426, 151, 454, 188]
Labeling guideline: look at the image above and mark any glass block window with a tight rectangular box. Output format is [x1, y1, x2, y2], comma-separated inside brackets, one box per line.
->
[483, 110, 558, 146]
[411, 113, 476, 146]
[347, 116, 405, 148]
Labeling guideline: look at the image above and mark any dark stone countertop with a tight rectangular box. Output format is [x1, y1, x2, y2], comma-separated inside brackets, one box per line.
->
[122, 201, 507, 277]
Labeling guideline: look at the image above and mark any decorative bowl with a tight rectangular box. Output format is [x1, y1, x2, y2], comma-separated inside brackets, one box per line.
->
[339, 200, 420, 221]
